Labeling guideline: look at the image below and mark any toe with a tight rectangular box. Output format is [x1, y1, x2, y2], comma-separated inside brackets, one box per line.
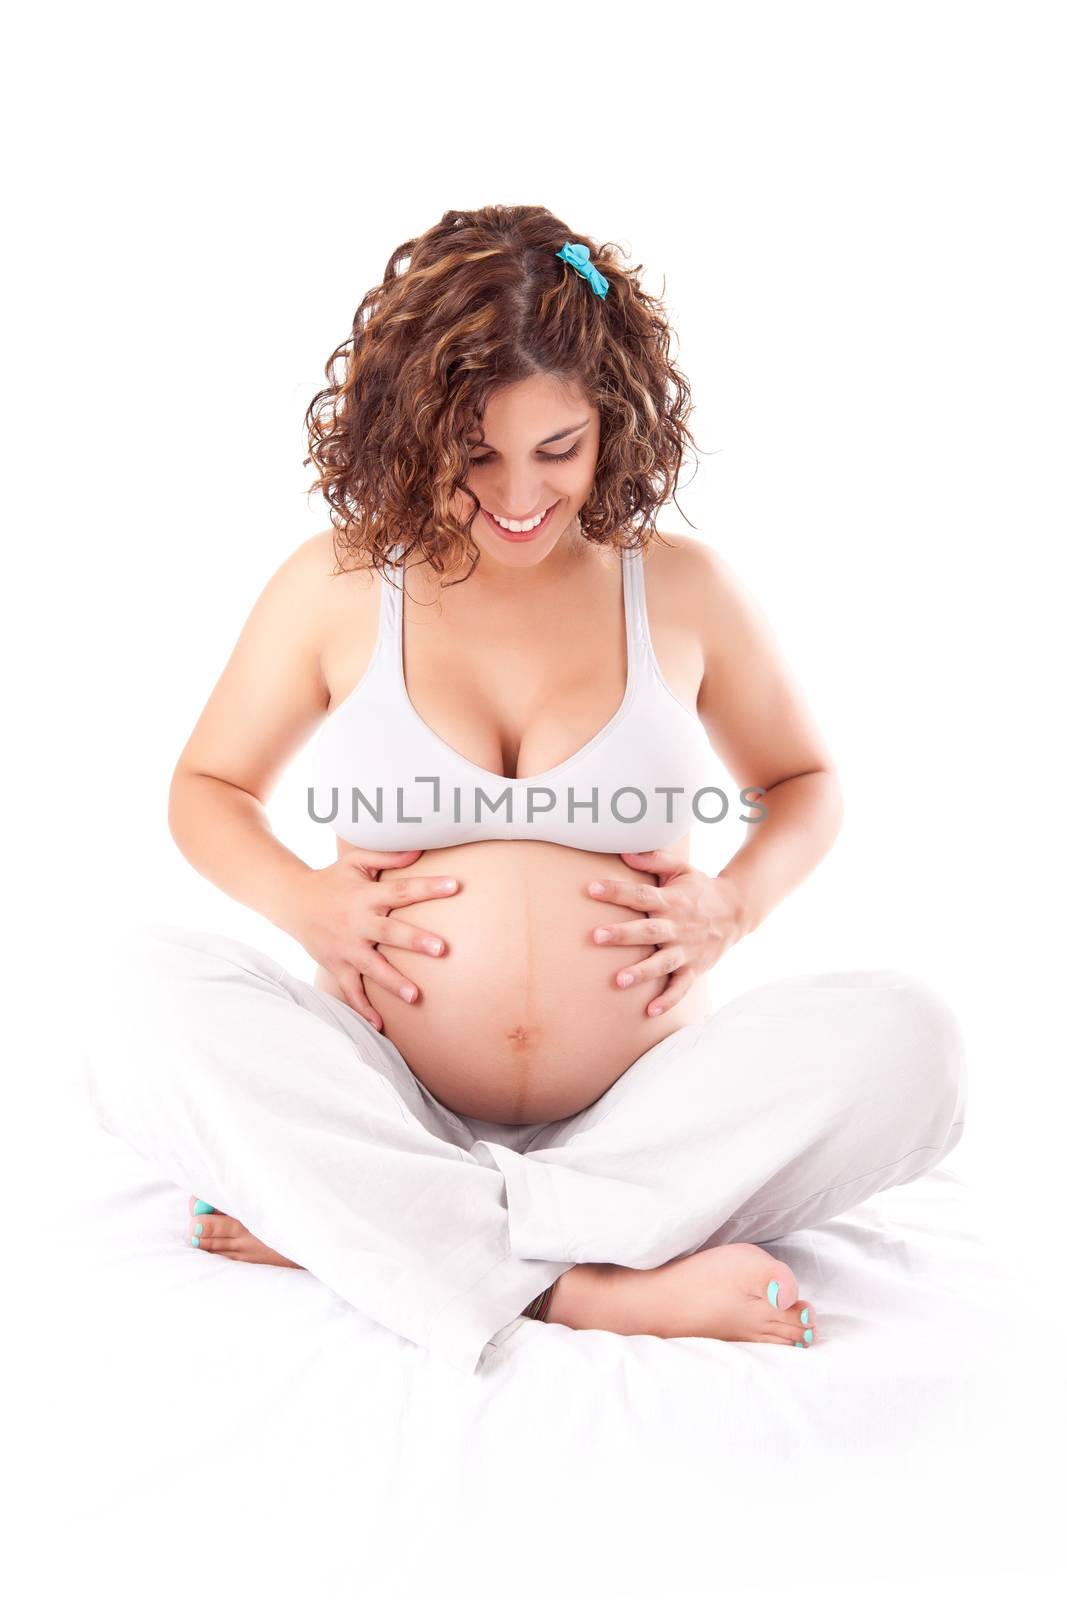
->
[776, 1300, 817, 1343]
[190, 1215, 240, 1252]
[762, 1259, 800, 1313]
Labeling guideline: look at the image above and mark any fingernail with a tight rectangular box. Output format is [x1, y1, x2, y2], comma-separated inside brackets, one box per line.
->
[193, 1222, 203, 1236]
[618, 973, 635, 988]
[401, 984, 417, 1003]
[803, 1329, 813, 1344]
[440, 879, 457, 891]
[767, 1280, 780, 1309]
[794, 1340, 805, 1347]
[593, 929, 612, 944]
[193, 1199, 216, 1216]
[800, 1308, 810, 1326]
[649, 1005, 663, 1016]
[589, 882, 605, 895]
[424, 939, 443, 955]
[190, 1237, 201, 1248]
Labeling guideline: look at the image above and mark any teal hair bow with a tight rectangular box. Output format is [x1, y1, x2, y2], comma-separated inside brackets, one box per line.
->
[555, 240, 609, 300]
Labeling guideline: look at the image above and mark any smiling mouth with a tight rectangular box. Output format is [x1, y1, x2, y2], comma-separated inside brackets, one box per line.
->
[483, 500, 560, 536]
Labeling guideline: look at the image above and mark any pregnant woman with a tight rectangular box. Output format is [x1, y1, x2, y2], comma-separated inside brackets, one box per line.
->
[82, 206, 967, 1375]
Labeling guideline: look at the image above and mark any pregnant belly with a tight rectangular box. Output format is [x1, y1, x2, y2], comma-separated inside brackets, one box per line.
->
[317, 840, 710, 1125]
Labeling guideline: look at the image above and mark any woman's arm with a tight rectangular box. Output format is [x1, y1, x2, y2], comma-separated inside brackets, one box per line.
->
[717, 769, 843, 938]
[688, 540, 845, 937]
[167, 531, 338, 935]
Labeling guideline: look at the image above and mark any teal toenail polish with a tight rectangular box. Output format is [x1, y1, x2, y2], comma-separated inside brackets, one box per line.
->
[193, 1199, 216, 1215]
[795, 1341, 805, 1347]
[803, 1329, 813, 1343]
[800, 1308, 810, 1326]
[194, 1222, 203, 1236]
[767, 1280, 780, 1309]
[190, 1237, 200, 1247]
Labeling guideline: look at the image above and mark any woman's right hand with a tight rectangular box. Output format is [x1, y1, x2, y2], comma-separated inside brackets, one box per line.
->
[287, 849, 460, 1031]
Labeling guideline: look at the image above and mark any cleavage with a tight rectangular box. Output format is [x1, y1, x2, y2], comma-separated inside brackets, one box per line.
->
[402, 604, 628, 783]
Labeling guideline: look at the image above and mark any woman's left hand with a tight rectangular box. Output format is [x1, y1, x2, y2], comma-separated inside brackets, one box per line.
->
[587, 851, 748, 1017]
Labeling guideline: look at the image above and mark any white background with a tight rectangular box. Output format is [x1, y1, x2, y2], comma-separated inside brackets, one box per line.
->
[3, 1, 1065, 1593]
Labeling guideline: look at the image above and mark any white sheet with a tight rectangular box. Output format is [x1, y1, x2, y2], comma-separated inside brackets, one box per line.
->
[14, 1075, 1059, 1600]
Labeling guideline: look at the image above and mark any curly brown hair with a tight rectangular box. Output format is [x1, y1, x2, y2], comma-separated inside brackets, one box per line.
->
[302, 204, 701, 586]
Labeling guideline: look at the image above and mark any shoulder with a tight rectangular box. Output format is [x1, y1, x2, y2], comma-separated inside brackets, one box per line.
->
[642, 532, 768, 667]
[642, 530, 720, 587]
[238, 530, 381, 666]
[276, 527, 367, 586]
[264, 528, 379, 613]
[642, 529, 749, 590]
[641, 529, 733, 617]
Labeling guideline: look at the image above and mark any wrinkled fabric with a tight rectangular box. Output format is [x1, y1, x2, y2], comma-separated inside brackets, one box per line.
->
[81, 923, 967, 1376]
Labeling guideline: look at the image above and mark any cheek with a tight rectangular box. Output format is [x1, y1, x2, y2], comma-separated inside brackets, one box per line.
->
[449, 486, 478, 520]
[448, 464, 593, 520]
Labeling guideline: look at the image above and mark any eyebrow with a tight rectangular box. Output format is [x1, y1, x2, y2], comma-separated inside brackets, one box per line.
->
[471, 418, 592, 450]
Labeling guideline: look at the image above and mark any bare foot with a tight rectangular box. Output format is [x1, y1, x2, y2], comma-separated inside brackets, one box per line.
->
[187, 1195, 304, 1270]
[545, 1243, 817, 1347]
[185, 1200, 816, 1349]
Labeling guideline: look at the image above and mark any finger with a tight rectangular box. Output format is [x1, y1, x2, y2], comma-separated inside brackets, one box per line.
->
[646, 968, 696, 1017]
[587, 878, 667, 913]
[613, 944, 689, 989]
[619, 850, 687, 878]
[360, 948, 421, 1005]
[347, 849, 424, 869]
[338, 971, 384, 1031]
[378, 875, 461, 907]
[344, 850, 424, 884]
[373, 915, 448, 957]
[591, 916, 675, 947]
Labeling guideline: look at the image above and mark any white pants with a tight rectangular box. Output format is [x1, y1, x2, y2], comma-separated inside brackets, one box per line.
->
[80, 923, 968, 1376]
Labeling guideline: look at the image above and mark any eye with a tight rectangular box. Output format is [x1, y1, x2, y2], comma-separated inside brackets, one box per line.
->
[469, 442, 582, 466]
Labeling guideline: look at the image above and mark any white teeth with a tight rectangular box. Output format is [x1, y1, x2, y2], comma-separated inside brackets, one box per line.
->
[489, 504, 553, 533]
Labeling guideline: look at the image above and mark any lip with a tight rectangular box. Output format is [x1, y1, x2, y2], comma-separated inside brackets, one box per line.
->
[481, 500, 559, 542]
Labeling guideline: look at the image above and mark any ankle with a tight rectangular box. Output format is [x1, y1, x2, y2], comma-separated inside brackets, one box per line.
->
[544, 1262, 629, 1331]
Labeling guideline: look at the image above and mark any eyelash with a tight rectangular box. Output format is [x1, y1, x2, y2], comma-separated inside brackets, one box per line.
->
[470, 442, 581, 466]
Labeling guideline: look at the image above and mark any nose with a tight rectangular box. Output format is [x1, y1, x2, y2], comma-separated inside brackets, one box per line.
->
[494, 501, 547, 520]
[490, 475, 552, 519]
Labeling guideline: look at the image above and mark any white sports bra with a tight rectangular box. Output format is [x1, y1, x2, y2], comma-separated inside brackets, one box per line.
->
[309, 542, 727, 854]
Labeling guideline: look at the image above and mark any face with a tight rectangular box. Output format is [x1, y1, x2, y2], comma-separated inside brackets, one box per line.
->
[451, 373, 600, 568]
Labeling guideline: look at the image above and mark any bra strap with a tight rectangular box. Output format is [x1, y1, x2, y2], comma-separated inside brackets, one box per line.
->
[621, 545, 652, 654]
[378, 542, 404, 671]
